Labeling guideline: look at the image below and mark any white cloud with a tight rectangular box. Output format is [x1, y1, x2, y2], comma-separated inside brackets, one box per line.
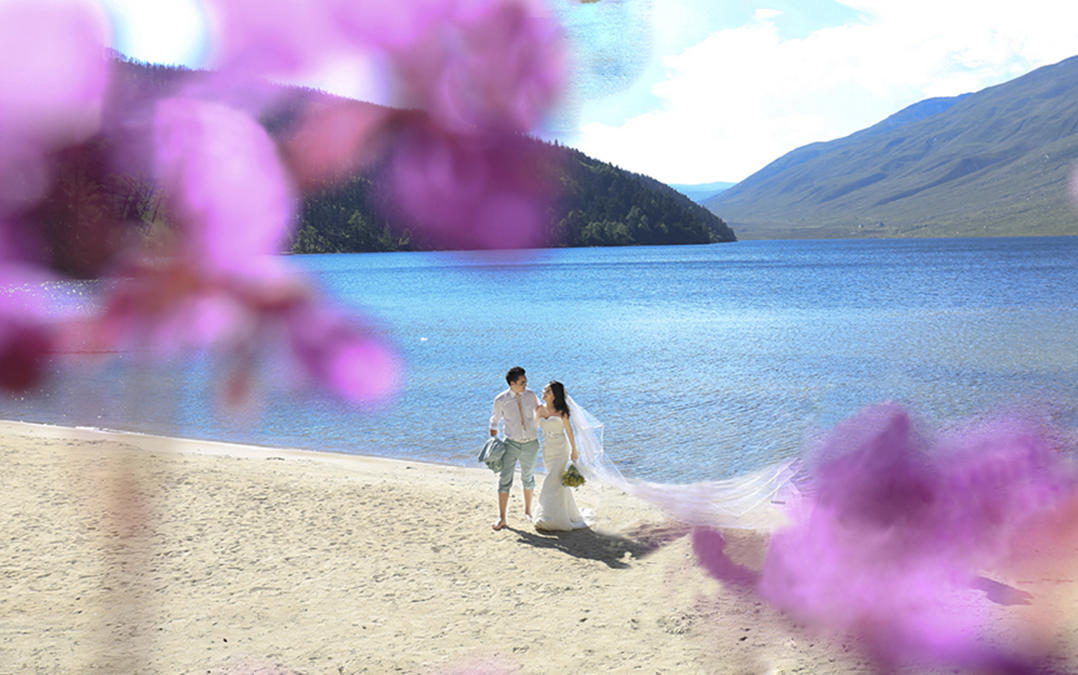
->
[571, 0, 1078, 184]
[100, 0, 207, 66]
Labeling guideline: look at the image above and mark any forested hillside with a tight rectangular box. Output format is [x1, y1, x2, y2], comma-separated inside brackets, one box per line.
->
[104, 57, 734, 253]
[551, 146, 735, 247]
[289, 142, 734, 252]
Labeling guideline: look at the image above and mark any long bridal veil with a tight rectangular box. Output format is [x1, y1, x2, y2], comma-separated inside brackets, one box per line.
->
[566, 395, 801, 531]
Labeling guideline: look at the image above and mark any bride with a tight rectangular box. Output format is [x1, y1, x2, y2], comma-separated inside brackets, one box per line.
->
[533, 381, 587, 531]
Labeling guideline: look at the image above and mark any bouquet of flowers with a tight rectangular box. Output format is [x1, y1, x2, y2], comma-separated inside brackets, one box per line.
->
[561, 462, 585, 488]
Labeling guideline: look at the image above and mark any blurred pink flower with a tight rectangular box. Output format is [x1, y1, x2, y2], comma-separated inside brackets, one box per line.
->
[396, 0, 566, 133]
[202, 0, 449, 81]
[694, 403, 1077, 672]
[0, 0, 110, 145]
[285, 300, 401, 406]
[280, 99, 392, 192]
[383, 118, 558, 249]
[145, 92, 401, 405]
[330, 0, 454, 52]
[0, 318, 53, 393]
[0, 143, 54, 218]
[0, 0, 110, 218]
[203, 0, 340, 75]
[20, 141, 141, 278]
[96, 263, 253, 356]
[201, 0, 567, 251]
[91, 257, 401, 407]
[153, 97, 297, 273]
[0, 264, 56, 392]
[1, 0, 568, 407]
[0, 219, 27, 264]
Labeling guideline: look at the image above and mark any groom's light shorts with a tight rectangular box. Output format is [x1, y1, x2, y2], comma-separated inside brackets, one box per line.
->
[498, 438, 539, 493]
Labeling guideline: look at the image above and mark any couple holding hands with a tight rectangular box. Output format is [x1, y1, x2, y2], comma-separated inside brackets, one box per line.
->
[488, 366, 587, 532]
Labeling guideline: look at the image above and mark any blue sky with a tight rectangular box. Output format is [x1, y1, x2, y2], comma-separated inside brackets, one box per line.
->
[99, 0, 1078, 185]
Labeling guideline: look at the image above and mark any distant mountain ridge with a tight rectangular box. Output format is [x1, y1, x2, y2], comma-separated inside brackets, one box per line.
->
[706, 55, 1078, 238]
[668, 180, 736, 204]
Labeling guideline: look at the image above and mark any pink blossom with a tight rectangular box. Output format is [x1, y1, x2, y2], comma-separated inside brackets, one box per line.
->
[21, 141, 140, 278]
[91, 257, 401, 407]
[285, 300, 401, 406]
[329, 0, 455, 53]
[694, 403, 1077, 672]
[97, 268, 252, 356]
[280, 99, 392, 192]
[0, 264, 56, 392]
[396, 0, 566, 133]
[0, 143, 53, 218]
[153, 97, 297, 273]
[0, 0, 110, 145]
[203, 0, 341, 76]
[0, 0, 110, 218]
[1, 0, 568, 408]
[201, 0, 449, 80]
[0, 318, 53, 393]
[203, 0, 566, 133]
[192, 0, 567, 252]
[383, 118, 558, 249]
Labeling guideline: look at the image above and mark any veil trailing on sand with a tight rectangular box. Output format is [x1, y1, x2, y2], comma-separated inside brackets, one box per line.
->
[566, 395, 801, 531]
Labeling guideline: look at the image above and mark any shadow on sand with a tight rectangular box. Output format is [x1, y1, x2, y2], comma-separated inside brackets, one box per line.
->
[506, 521, 692, 569]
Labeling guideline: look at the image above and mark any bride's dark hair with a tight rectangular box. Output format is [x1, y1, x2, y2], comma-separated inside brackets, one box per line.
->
[548, 381, 570, 418]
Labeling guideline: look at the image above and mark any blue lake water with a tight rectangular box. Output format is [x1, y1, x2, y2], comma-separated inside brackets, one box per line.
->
[5, 237, 1078, 482]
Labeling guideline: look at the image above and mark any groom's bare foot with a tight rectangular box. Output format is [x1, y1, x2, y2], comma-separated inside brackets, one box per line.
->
[524, 512, 533, 523]
[491, 519, 506, 531]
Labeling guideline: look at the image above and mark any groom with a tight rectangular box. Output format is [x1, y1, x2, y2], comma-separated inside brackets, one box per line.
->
[488, 366, 540, 531]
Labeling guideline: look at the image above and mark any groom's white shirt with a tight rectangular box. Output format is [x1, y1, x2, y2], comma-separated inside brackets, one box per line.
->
[489, 388, 539, 442]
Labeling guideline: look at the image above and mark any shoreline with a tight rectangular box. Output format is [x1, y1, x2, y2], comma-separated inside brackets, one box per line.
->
[0, 416, 563, 478]
[0, 418, 472, 472]
[3, 420, 1074, 672]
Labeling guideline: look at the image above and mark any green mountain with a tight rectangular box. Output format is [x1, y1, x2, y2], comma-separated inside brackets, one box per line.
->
[102, 57, 734, 253]
[293, 142, 735, 252]
[550, 146, 736, 248]
[706, 55, 1078, 239]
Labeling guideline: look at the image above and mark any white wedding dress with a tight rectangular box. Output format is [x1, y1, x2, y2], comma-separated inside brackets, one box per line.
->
[566, 395, 801, 532]
[534, 415, 587, 531]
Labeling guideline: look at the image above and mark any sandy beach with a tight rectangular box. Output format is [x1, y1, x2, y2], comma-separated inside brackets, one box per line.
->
[2, 420, 1076, 674]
